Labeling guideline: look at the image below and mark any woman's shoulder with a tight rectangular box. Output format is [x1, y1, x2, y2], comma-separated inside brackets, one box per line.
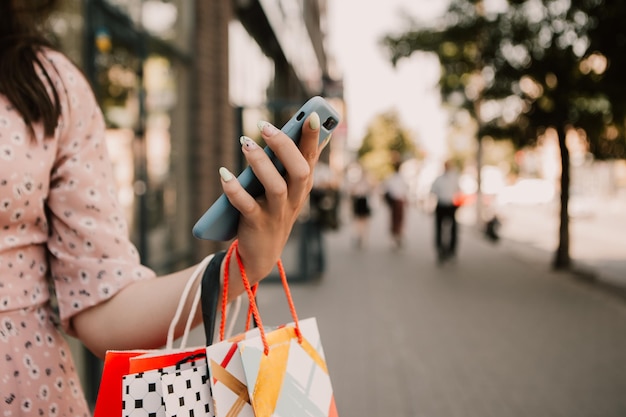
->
[39, 48, 90, 89]
[39, 48, 98, 110]
[39, 48, 76, 68]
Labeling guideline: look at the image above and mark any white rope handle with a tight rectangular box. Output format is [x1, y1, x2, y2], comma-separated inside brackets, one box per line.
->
[179, 261, 243, 347]
[224, 294, 242, 340]
[166, 254, 214, 350]
[179, 271, 204, 349]
[165, 253, 244, 350]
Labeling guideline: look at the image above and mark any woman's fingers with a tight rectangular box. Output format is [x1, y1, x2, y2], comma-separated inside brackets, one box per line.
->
[219, 113, 324, 282]
[218, 166, 259, 218]
[221, 112, 321, 218]
[260, 113, 321, 203]
[295, 111, 322, 171]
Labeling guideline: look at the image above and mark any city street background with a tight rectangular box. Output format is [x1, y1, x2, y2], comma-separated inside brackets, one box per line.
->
[248, 195, 626, 417]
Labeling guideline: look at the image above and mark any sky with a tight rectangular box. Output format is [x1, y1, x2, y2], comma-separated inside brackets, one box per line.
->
[326, 0, 450, 158]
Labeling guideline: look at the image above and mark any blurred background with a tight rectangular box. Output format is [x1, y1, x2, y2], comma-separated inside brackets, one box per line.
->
[45, 0, 626, 413]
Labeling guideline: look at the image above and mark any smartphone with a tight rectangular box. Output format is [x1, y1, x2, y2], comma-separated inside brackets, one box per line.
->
[192, 96, 341, 241]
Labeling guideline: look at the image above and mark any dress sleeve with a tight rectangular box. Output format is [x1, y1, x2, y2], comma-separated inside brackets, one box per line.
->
[43, 51, 156, 334]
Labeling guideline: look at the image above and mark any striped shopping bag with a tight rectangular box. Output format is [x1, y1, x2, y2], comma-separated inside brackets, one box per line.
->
[207, 240, 338, 417]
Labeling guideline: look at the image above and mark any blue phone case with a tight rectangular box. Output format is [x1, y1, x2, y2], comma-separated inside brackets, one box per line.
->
[192, 96, 341, 241]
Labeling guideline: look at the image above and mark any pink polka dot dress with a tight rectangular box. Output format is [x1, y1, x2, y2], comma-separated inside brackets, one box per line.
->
[0, 49, 155, 416]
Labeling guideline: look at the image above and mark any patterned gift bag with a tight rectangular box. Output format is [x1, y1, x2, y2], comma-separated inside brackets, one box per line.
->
[206, 328, 263, 417]
[94, 253, 234, 417]
[161, 362, 214, 417]
[239, 318, 337, 417]
[208, 240, 338, 417]
[205, 244, 265, 417]
[122, 357, 206, 417]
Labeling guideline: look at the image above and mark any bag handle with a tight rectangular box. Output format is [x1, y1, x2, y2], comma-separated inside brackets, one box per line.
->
[166, 254, 213, 350]
[223, 239, 302, 355]
[219, 244, 258, 342]
[166, 253, 243, 350]
[203, 251, 244, 345]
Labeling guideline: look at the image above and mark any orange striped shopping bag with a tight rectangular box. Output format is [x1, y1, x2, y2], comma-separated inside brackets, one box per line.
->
[207, 240, 338, 417]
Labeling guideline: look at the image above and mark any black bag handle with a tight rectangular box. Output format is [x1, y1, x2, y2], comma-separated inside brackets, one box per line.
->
[201, 250, 226, 346]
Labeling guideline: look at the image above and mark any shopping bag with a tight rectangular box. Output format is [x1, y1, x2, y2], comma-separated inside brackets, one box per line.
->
[208, 240, 339, 417]
[121, 251, 234, 417]
[239, 317, 337, 417]
[122, 356, 208, 417]
[94, 252, 235, 417]
[206, 327, 264, 417]
[206, 247, 263, 417]
[161, 359, 214, 417]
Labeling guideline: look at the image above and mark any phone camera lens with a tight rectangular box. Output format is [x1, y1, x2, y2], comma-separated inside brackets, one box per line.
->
[323, 117, 338, 130]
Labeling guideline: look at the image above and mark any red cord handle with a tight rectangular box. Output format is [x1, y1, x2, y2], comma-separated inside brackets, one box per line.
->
[221, 239, 302, 355]
[219, 242, 257, 341]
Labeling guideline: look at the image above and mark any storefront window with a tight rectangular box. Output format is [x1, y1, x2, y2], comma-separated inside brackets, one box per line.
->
[103, 0, 192, 52]
[102, 0, 143, 24]
[47, 0, 84, 65]
[92, 38, 142, 236]
[229, 20, 274, 151]
[89, 5, 191, 268]
[143, 55, 180, 265]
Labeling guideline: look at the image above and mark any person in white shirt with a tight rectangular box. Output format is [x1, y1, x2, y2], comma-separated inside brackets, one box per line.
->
[430, 160, 461, 262]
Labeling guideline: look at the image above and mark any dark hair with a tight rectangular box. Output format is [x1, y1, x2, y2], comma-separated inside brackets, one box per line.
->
[0, 0, 61, 138]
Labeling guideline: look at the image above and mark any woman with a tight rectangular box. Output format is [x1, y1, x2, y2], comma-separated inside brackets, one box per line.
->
[0, 1, 322, 414]
[348, 163, 373, 249]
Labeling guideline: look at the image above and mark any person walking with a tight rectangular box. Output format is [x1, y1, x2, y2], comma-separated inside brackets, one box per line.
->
[383, 160, 409, 249]
[430, 160, 461, 263]
[347, 163, 373, 249]
[0, 2, 324, 414]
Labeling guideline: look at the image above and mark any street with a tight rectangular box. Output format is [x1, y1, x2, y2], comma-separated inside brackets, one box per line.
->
[251, 198, 626, 417]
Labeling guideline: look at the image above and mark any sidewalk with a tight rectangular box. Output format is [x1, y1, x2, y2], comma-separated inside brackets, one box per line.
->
[456, 201, 626, 301]
[252, 201, 626, 417]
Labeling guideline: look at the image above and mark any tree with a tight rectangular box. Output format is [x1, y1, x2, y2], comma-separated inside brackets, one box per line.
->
[357, 110, 418, 181]
[383, 0, 626, 269]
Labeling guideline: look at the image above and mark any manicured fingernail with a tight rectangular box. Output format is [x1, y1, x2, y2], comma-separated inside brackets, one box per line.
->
[320, 134, 332, 150]
[219, 167, 234, 182]
[309, 112, 320, 130]
[257, 120, 279, 136]
[239, 135, 259, 150]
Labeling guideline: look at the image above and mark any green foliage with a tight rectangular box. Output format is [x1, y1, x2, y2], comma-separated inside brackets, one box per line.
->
[382, 0, 626, 160]
[357, 111, 418, 180]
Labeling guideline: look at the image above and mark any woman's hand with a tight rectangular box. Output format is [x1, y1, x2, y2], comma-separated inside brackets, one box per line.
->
[72, 112, 322, 356]
[220, 112, 322, 299]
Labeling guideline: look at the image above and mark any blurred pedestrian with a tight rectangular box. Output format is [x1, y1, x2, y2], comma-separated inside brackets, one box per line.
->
[383, 160, 409, 248]
[430, 160, 461, 263]
[306, 160, 340, 274]
[347, 163, 373, 249]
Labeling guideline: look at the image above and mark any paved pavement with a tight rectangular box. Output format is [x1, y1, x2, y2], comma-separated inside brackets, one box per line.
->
[486, 199, 626, 296]
[250, 199, 626, 417]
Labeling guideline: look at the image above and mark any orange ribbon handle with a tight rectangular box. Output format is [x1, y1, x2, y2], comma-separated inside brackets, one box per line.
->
[220, 241, 258, 341]
[223, 239, 302, 355]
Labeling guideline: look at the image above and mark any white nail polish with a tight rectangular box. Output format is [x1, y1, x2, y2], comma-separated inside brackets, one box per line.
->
[219, 167, 234, 182]
[309, 112, 320, 130]
[239, 135, 259, 150]
[257, 120, 279, 136]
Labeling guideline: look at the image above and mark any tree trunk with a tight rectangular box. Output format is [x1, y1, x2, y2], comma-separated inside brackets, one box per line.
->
[553, 125, 571, 269]
[475, 135, 484, 226]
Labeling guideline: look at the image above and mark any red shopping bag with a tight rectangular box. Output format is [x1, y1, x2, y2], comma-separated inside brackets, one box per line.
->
[93, 253, 220, 417]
